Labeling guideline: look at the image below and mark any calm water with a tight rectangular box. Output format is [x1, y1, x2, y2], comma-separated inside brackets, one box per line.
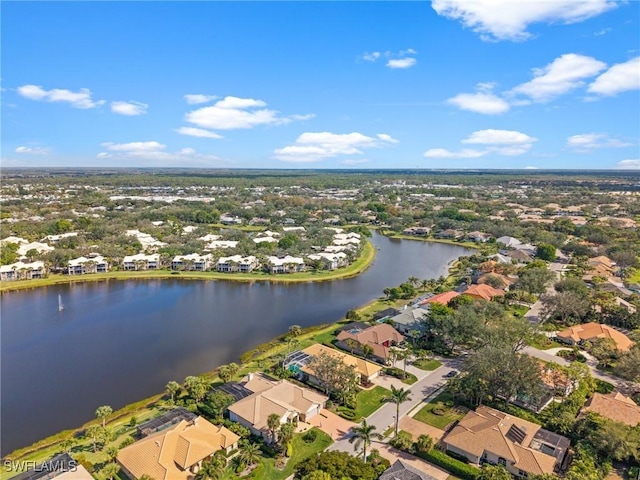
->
[0, 233, 471, 455]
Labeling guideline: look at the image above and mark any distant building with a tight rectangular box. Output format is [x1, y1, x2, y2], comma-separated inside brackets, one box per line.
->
[379, 460, 438, 480]
[581, 392, 640, 426]
[216, 255, 259, 273]
[0, 261, 46, 281]
[307, 252, 348, 270]
[336, 323, 405, 363]
[463, 284, 505, 301]
[267, 256, 305, 274]
[556, 322, 634, 351]
[68, 256, 108, 275]
[171, 253, 213, 271]
[122, 254, 160, 271]
[220, 214, 242, 225]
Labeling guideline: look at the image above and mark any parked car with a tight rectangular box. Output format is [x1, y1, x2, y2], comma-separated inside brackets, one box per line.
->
[445, 370, 458, 378]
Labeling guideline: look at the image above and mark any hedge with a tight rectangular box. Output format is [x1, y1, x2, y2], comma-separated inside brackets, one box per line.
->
[416, 449, 479, 480]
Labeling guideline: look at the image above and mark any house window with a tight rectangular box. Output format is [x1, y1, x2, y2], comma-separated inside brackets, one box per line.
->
[498, 457, 506, 466]
[518, 470, 528, 478]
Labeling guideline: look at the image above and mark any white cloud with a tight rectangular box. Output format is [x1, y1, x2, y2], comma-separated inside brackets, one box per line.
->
[447, 92, 510, 114]
[15, 146, 48, 155]
[587, 57, 640, 96]
[566, 133, 632, 151]
[97, 141, 220, 165]
[363, 52, 381, 62]
[425, 128, 538, 159]
[176, 127, 223, 139]
[184, 94, 218, 105]
[423, 148, 487, 159]
[386, 58, 417, 69]
[110, 101, 148, 116]
[524, 166, 538, 169]
[274, 131, 398, 163]
[431, 0, 617, 41]
[16, 84, 105, 109]
[185, 96, 311, 131]
[617, 159, 640, 169]
[509, 54, 607, 102]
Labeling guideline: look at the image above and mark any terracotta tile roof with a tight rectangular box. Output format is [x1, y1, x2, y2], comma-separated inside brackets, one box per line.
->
[582, 392, 640, 426]
[556, 322, 635, 351]
[228, 379, 327, 431]
[476, 273, 515, 288]
[336, 323, 405, 360]
[420, 291, 459, 306]
[301, 343, 382, 378]
[442, 406, 566, 476]
[117, 417, 239, 480]
[463, 284, 505, 301]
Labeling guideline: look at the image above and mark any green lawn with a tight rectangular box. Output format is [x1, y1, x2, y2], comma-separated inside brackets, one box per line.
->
[355, 386, 391, 419]
[412, 359, 442, 371]
[413, 391, 466, 430]
[249, 428, 332, 480]
[528, 335, 564, 350]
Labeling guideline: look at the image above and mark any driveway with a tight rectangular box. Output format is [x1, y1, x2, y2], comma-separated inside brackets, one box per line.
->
[399, 416, 446, 442]
[374, 444, 450, 480]
[308, 409, 356, 442]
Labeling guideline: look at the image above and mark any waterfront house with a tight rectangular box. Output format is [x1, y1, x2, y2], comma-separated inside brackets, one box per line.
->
[16, 241, 54, 258]
[556, 322, 634, 351]
[434, 229, 464, 240]
[307, 251, 348, 270]
[68, 255, 108, 275]
[336, 323, 405, 363]
[117, 416, 239, 480]
[216, 255, 259, 273]
[122, 253, 161, 271]
[293, 343, 382, 384]
[0, 261, 45, 281]
[389, 307, 429, 335]
[220, 214, 242, 225]
[468, 231, 491, 243]
[267, 255, 305, 274]
[441, 406, 570, 477]
[171, 253, 213, 271]
[496, 236, 523, 248]
[463, 284, 505, 302]
[402, 226, 431, 236]
[581, 392, 640, 427]
[419, 291, 459, 306]
[227, 373, 327, 439]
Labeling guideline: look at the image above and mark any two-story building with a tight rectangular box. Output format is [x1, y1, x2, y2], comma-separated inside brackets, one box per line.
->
[171, 253, 213, 271]
[68, 255, 109, 275]
[216, 255, 259, 273]
[122, 253, 161, 270]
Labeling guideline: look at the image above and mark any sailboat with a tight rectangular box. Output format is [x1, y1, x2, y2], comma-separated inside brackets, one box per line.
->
[58, 294, 65, 312]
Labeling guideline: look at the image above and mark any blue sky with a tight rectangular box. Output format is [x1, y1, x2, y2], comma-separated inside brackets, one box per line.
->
[2, 1, 639, 169]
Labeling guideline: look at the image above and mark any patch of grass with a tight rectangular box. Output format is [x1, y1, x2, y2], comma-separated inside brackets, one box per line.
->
[413, 359, 442, 371]
[528, 335, 564, 350]
[249, 428, 332, 480]
[508, 305, 529, 318]
[355, 386, 391, 419]
[413, 391, 466, 430]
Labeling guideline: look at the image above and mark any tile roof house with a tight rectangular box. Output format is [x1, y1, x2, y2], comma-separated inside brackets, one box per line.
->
[556, 322, 635, 351]
[379, 460, 438, 480]
[117, 417, 240, 480]
[581, 392, 640, 426]
[496, 236, 522, 248]
[419, 291, 459, 306]
[441, 406, 570, 477]
[476, 273, 515, 290]
[298, 344, 382, 383]
[468, 231, 492, 243]
[463, 284, 505, 301]
[336, 323, 405, 363]
[389, 307, 429, 335]
[227, 373, 327, 439]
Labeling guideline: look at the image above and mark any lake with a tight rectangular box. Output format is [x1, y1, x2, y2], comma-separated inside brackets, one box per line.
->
[0, 233, 472, 455]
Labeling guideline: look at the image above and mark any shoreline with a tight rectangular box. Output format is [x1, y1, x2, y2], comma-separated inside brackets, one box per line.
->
[0, 240, 376, 294]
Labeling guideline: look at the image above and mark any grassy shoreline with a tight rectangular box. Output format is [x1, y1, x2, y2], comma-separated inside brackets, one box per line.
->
[0, 240, 376, 293]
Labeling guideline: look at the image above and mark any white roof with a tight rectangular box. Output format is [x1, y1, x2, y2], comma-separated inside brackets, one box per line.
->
[17, 242, 54, 256]
[268, 255, 304, 266]
[283, 226, 305, 232]
[308, 252, 347, 261]
[182, 225, 197, 233]
[218, 255, 257, 264]
[205, 240, 238, 249]
[125, 230, 167, 248]
[0, 236, 28, 245]
[324, 245, 349, 253]
[333, 238, 360, 246]
[68, 256, 106, 266]
[199, 234, 221, 242]
[496, 236, 522, 248]
[43, 232, 78, 242]
[324, 227, 344, 233]
[257, 230, 280, 237]
[253, 237, 279, 243]
[172, 253, 212, 262]
[0, 260, 45, 273]
[123, 253, 160, 263]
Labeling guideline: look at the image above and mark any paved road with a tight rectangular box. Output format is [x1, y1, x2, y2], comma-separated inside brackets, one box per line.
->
[329, 359, 460, 455]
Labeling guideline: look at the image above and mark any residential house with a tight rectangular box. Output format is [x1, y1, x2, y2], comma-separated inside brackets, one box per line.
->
[293, 343, 382, 384]
[117, 417, 240, 480]
[227, 373, 327, 439]
[419, 291, 459, 307]
[205, 240, 239, 250]
[390, 307, 429, 335]
[403, 226, 431, 236]
[16, 241, 54, 257]
[68, 256, 108, 275]
[512, 362, 577, 413]
[441, 406, 570, 477]
[171, 253, 213, 271]
[379, 460, 438, 480]
[125, 230, 167, 251]
[336, 323, 405, 364]
[476, 273, 515, 290]
[199, 234, 221, 242]
[588, 256, 616, 274]
[283, 226, 306, 232]
[136, 408, 196, 437]
[505, 249, 534, 264]
[216, 255, 259, 273]
[556, 322, 635, 351]
[307, 252, 348, 270]
[463, 284, 505, 302]
[267, 256, 305, 274]
[43, 232, 78, 243]
[11, 453, 93, 480]
[372, 307, 401, 322]
[253, 231, 280, 244]
[496, 236, 523, 248]
[249, 217, 270, 225]
[0, 261, 45, 281]
[122, 254, 160, 271]
[0, 236, 28, 245]
[468, 231, 491, 243]
[434, 229, 464, 240]
[581, 392, 640, 427]
[220, 214, 242, 225]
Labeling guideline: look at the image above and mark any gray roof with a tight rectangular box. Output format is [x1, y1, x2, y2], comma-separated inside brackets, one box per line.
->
[379, 460, 438, 480]
[391, 307, 428, 326]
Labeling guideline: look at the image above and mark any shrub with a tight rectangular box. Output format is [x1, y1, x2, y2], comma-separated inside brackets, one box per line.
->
[303, 429, 318, 443]
[416, 449, 479, 480]
[286, 441, 293, 458]
[337, 408, 357, 420]
[119, 436, 134, 448]
[432, 406, 446, 416]
[389, 431, 413, 451]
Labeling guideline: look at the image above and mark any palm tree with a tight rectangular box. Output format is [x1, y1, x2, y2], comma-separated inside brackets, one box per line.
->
[288, 324, 302, 338]
[85, 424, 102, 453]
[105, 444, 119, 462]
[349, 419, 382, 461]
[419, 279, 430, 292]
[60, 437, 76, 454]
[238, 442, 262, 468]
[101, 462, 120, 480]
[345, 338, 358, 355]
[384, 386, 412, 437]
[95, 405, 112, 429]
[408, 276, 420, 287]
[165, 380, 181, 402]
[267, 413, 281, 444]
[362, 344, 374, 360]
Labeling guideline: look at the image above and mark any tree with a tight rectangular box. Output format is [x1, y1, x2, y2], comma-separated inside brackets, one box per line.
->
[184, 376, 209, 404]
[101, 462, 120, 480]
[238, 441, 262, 468]
[218, 365, 234, 383]
[362, 344, 374, 360]
[301, 471, 333, 480]
[267, 413, 281, 444]
[515, 267, 555, 295]
[295, 451, 376, 480]
[346, 309, 360, 321]
[105, 444, 119, 462]
[85, 424, 103, 453]
[289, 324, 302, 338]
[535, 244, 557, 262]
[279, 421, 296, 447]
[407, 276, 420, 287]
[415, 434, 434, 454]
[541, 291, 591, 325]
[95, 405, 112, 429]
[479, 464, 511, 480]
[614, 346, 640, 382]
[384, 385, 412, 437]
[349, 419, 383, 461]
[306, 351, 359, 403]
[586, 338, 619, 368]
[60, 437, 76, 454]
[165, 380, 181, 402]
